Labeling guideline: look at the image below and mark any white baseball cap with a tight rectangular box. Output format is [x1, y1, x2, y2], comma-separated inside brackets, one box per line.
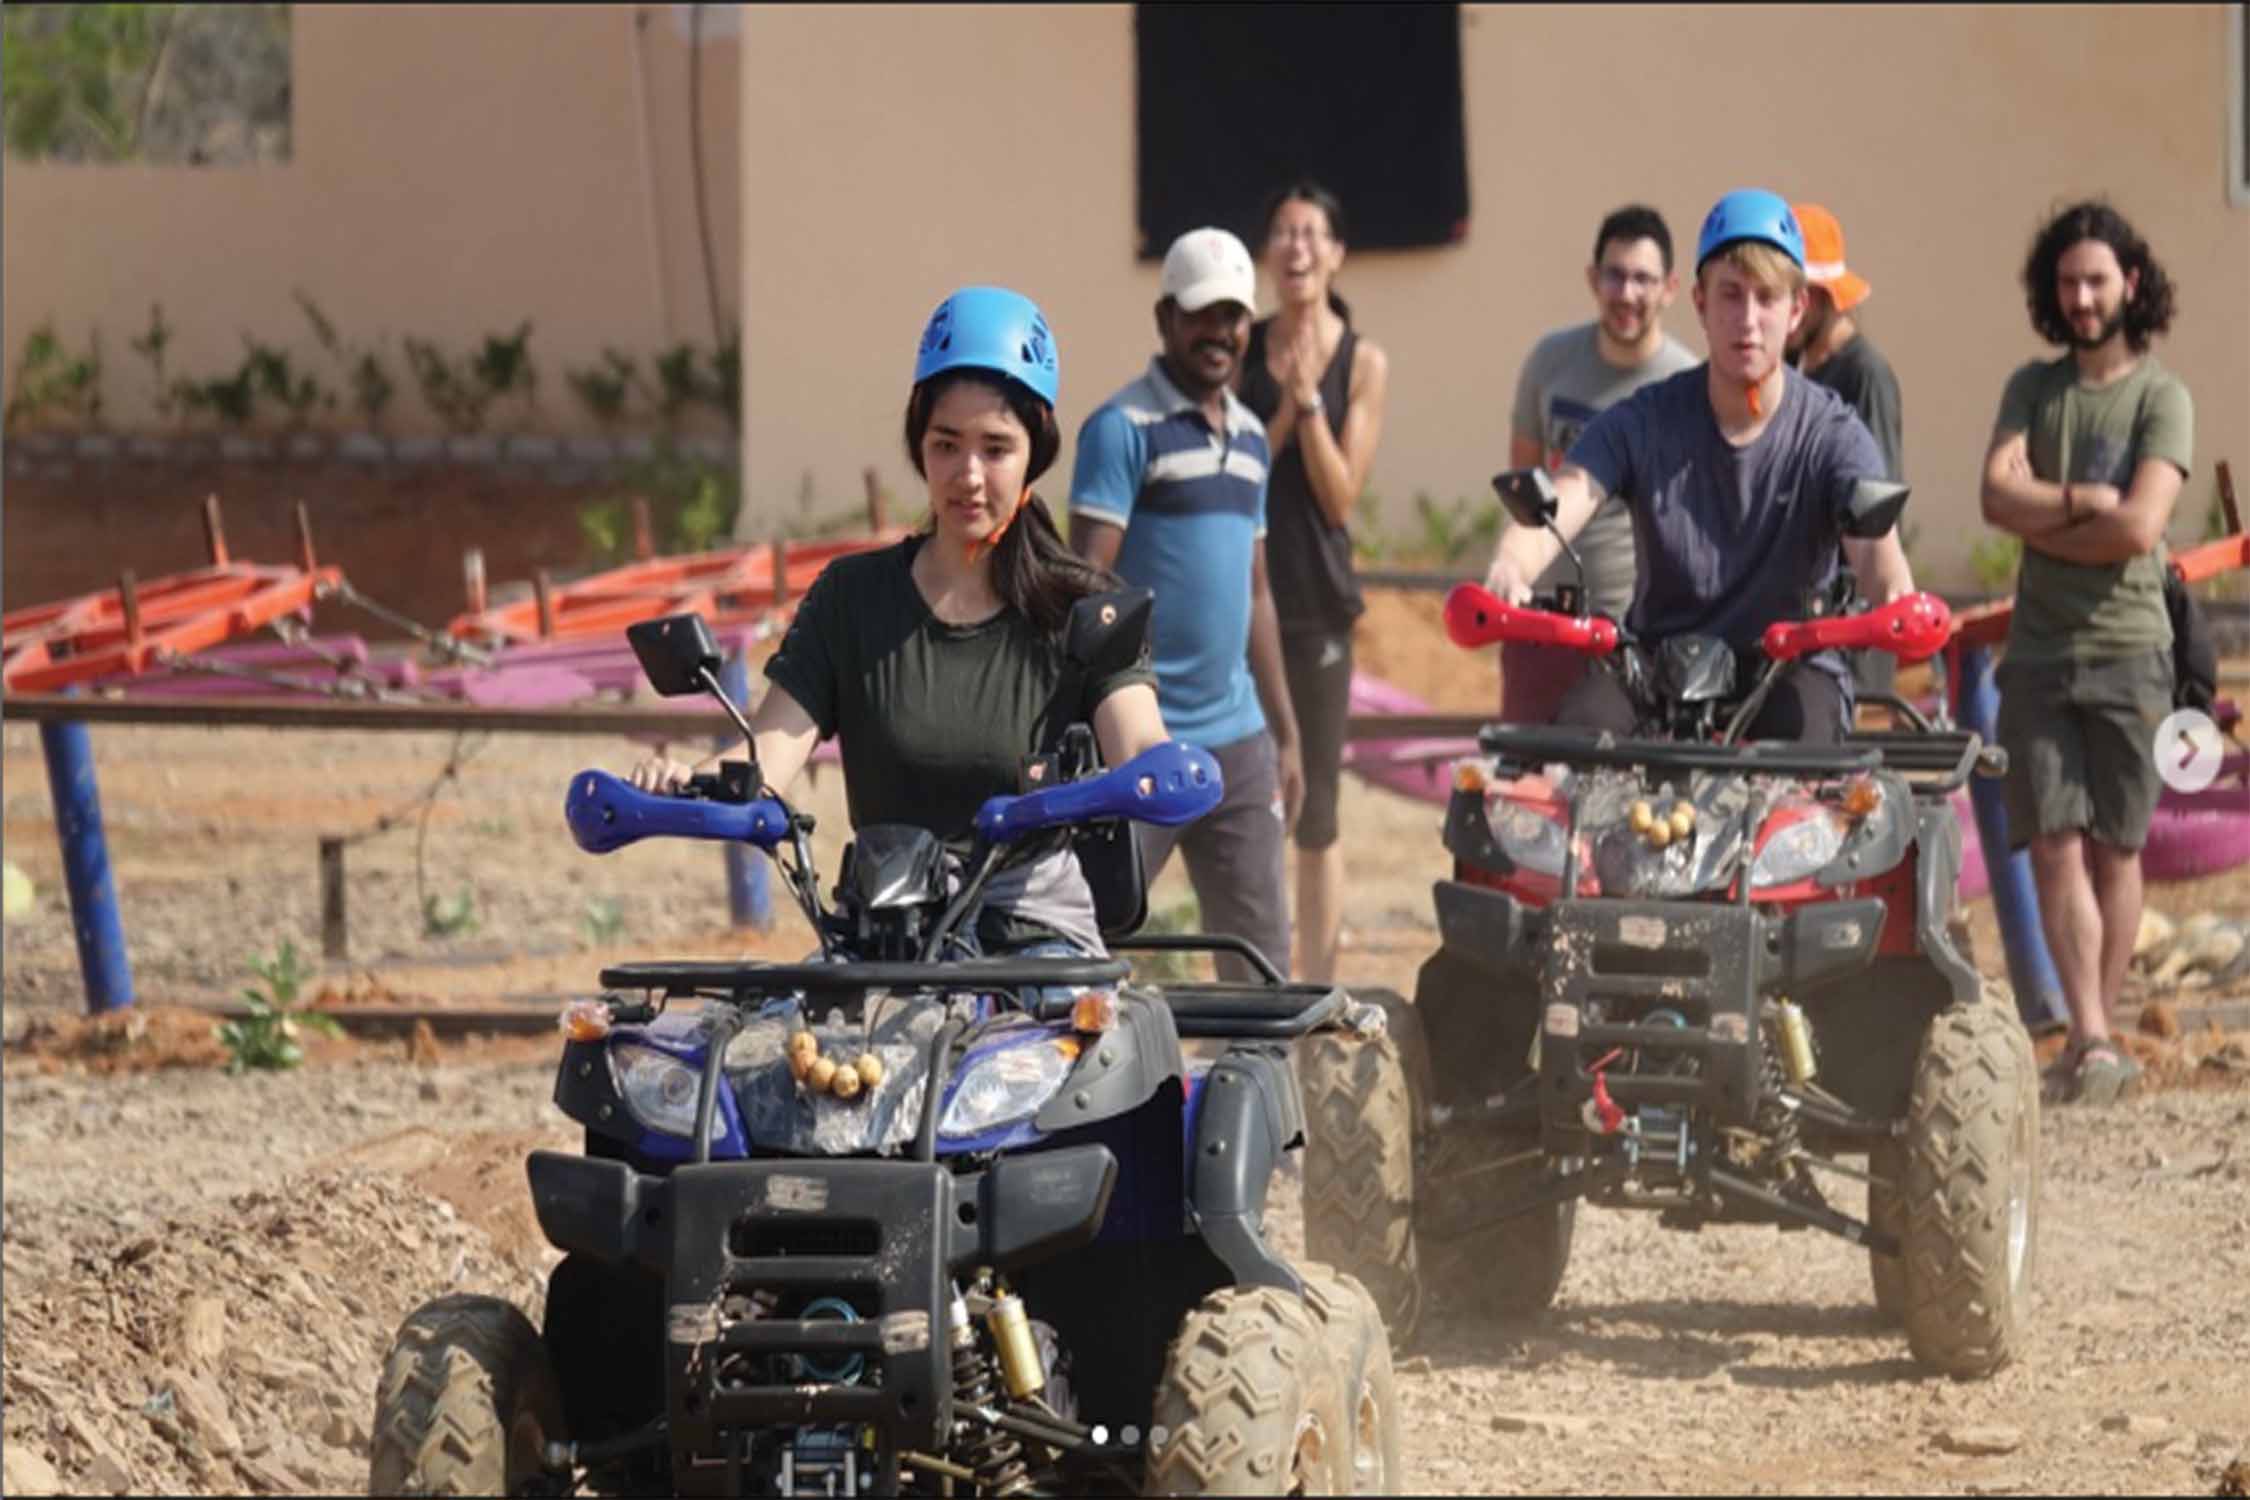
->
[1161, 227, 1257, 313]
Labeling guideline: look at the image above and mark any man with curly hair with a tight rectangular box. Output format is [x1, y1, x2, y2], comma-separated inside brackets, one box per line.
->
[1979, 199, 2194, 1107]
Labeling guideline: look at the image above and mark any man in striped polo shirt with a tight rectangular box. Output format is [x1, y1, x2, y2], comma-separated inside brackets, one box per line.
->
[1069, 227, 1305, 982]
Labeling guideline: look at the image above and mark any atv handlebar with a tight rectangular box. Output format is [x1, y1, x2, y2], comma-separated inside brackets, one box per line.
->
[1445, 583, 1954, 667]
[1444, 583, 1620, 655]
[1760, 591, 1952, 664]
[564, 770, 793, 855]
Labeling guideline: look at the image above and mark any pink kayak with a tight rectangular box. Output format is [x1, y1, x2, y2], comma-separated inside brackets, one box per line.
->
[1955, 761, 2250, 900]
[1342, 672, 1477, 802]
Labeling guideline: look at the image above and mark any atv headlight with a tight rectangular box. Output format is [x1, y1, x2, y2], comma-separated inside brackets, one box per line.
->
[1490, 802, 1568, 876]
[939, 1037, 1076, 1139]
[1751, 813, 1846, 889]
[611, 1042, 719, 1139]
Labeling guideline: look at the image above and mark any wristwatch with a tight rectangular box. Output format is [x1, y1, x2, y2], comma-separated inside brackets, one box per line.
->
[1297, 389, 1324, 414]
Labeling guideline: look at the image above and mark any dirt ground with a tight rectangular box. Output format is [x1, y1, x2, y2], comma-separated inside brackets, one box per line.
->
[3, 596, 2247, 1497]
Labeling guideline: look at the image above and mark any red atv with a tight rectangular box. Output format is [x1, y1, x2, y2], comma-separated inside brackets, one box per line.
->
[1298, 470, 2039, 1380]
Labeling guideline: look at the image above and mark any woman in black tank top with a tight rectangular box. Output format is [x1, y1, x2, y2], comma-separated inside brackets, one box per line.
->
[1233, 181, 1392, 984]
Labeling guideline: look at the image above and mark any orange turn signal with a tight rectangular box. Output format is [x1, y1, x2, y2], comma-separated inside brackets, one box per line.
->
[1840, 776, 1883, 819]
[558, 999, 612, 1042]
[1069, 990, 1118, 1034]
[1452, 760, 1489, 795]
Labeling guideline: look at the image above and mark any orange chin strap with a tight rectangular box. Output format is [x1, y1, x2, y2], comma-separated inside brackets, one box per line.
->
[1746, 380, 1764, 419]
[964, 487, 1030, 565]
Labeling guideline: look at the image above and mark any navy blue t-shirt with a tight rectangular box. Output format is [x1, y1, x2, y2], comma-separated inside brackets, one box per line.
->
[1566, 365, 1885, 700]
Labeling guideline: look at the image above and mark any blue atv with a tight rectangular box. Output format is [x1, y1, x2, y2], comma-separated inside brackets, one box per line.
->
[367, 592, 1401, 1497]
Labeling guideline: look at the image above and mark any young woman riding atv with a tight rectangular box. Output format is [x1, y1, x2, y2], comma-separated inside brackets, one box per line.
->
[631, 286, 1173, 960]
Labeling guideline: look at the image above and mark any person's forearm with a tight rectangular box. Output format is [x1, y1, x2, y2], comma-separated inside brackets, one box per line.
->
[1246, 589, 1299, 750]
[1263, 398, 1301, 459]
[2020, 510, 2156, 567]
[1980, 471, 2075, 538]
[1844, 531, 1915, 603]
[1295, 403, 1357, 527]
[696, 683, 820, 793]
[696, 726, 808, 784]
[1493, 511, 1563, 581]
[1070, 514, 1125, 570]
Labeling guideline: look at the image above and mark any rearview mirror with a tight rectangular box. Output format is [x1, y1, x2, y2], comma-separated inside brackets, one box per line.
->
[1841, 479, 1910, 540]
[626, 613, 724, 698]
[1492, 468, 1560, 529]
[1064, 588, 1154, 680]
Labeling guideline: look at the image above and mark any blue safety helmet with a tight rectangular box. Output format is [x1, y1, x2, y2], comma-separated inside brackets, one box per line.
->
[911, 286, 1059, 410]
[1695, 189, 1806, 272]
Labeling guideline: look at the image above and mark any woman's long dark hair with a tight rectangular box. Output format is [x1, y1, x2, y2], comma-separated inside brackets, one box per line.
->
[1260, 179, 1353, 326]
[2021, 199, 2176, 353]
[902, 368, 1120, 634]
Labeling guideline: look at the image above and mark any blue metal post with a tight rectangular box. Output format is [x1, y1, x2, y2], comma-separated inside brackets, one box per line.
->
[1956, 642, 2066, 1030]
[38, 714, 135, 1012]
[718, 649, 773, 930]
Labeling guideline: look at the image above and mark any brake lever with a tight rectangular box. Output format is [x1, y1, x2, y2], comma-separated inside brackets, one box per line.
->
[683, 761, 758, 804]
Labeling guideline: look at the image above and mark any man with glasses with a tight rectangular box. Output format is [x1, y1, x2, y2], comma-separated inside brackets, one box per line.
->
[1500, 204, 1699, 721]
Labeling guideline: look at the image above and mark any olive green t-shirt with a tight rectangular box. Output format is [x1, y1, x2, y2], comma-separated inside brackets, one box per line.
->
[763, 535, 1156, 854]
[1992, 354, 2193, 664]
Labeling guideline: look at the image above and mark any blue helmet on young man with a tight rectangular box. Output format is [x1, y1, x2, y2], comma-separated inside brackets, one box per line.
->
[1696, 189, 1806, 272]
[912, 286, 1059, 409]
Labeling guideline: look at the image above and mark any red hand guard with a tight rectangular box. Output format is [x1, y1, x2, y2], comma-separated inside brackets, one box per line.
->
[1761, 591, 1952, 664]
[1443, 583, 1620, 655]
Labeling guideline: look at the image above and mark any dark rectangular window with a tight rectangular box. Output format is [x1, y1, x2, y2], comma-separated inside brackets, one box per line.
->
[1134, 3, 1468, 259]
[2234, 2, 2248, 204]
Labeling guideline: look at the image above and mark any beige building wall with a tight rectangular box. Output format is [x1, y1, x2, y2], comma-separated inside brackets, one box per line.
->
[2, 4, 739, 430]
[741, 3, 2248, 588]
[4, 6, 2240, 590]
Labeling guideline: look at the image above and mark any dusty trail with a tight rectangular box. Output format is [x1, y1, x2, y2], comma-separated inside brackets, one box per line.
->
[4, 626, 2247, 1495]
[2, 1051, 2243, 1496]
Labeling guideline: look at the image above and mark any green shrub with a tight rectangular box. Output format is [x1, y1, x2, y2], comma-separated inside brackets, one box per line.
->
[215, 939, 341, 1073]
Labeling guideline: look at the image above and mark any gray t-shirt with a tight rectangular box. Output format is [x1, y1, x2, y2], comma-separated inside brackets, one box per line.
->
[1509, 322, 1700, 619]
[1992, 354, 2193, 665]
[1803, 332, 1904, 484]
[1566, 365, 1886, 702]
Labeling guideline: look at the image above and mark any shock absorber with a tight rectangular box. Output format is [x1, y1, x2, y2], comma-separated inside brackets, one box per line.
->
[947, 1289, 1034, 1497]
[1753, 1032, 1809, 1197]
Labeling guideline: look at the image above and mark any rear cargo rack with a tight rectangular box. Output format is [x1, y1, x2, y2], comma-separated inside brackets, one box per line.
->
[1476, 724, 2000, 793]
[598, 956, 1130, 998]
[1478, 726, 1880, 776]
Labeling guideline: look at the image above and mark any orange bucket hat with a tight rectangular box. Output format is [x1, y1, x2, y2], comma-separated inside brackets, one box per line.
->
[1792, 203, 1871, 312]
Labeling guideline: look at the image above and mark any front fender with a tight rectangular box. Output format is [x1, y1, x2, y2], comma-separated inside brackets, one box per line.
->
[1913, 806, 1981, 1008]
[1186, 1046, 1304, 1296]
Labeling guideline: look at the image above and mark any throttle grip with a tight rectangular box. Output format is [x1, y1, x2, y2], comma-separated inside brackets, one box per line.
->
[1443, 583, 1619, 655]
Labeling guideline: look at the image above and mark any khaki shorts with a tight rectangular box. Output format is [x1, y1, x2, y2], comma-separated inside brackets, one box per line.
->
[1994, 648, 2172, 853]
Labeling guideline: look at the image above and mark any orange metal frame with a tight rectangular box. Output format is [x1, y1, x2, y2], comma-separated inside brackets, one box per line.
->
[3, 563, 344, 694]
[3, 496, 345, 694]
[445, 530, 908, 646]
